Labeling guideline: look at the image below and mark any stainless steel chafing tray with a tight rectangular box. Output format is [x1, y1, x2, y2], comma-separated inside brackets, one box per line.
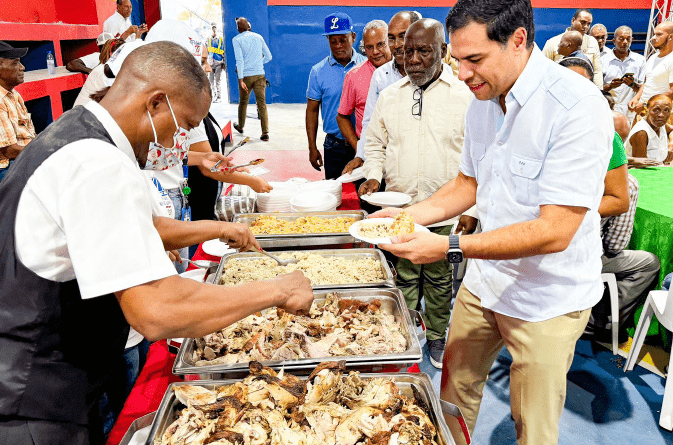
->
[144, 372, 461, 445]
[213, 248, 396, 290]
[173, 288, 423, 379]
[233, 210, 368, 248]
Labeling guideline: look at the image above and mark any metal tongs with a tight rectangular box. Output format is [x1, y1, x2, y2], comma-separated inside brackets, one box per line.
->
[211, 136, 252, 172]
[251, 246, 298, 266]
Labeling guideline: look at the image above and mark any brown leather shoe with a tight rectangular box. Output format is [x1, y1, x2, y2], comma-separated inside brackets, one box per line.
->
[260, 133, 269, 141]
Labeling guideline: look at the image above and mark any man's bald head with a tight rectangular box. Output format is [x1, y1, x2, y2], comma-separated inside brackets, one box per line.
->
[404, 18, 447, 88]
[558, 30, 583, 57]
[612, 111, 630, 142]
[237, 17, 250, 33]
[115, 41, 211, 99]
[390, 11, 422, 27]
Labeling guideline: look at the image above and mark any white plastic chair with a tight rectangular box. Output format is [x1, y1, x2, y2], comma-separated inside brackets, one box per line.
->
[601, 273, 620, 355]
[624, 284, 673, 430]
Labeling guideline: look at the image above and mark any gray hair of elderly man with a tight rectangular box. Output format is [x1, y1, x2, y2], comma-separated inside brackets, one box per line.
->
[614, 25, 633, 37]
[590, 23, 607, 33]
[363, 19, 387, 34]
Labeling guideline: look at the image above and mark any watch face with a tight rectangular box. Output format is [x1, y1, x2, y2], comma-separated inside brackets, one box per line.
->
[448, 252, 463, 263]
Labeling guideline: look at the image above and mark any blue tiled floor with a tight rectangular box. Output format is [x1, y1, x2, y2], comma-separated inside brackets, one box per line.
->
[416, 337, 673, 444]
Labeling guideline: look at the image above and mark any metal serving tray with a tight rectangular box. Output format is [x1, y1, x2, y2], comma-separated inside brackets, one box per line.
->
[233, 210, 368, 248]
[213, 248, 396, 290]
[144, 373, 459, 445]
[173, 288, 424, 379]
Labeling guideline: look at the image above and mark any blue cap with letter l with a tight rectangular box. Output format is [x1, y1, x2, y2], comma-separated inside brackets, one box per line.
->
[323, 13, 354, 36]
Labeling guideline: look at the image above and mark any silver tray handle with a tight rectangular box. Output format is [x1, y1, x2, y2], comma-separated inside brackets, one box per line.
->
[407, 309, 426, 344]
[439, 399, 472, 444]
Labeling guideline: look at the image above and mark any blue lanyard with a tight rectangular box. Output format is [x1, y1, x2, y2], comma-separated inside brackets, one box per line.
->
[181, 155, 191, 196]
[151, 176, 163, 192]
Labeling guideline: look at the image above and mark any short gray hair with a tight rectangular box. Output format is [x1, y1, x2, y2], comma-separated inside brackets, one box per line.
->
[590, 23, 607, 33]
[615, 25, 633, 37]
[363, 19, 387, 35]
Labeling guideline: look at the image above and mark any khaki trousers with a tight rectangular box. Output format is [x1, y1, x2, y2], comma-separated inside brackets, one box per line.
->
[440, 285, 591, 445]
[238, 74, 268, 134]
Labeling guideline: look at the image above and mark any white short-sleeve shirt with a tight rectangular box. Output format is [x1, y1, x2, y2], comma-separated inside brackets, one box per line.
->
[73, 64, 108, 108]
[640, 51, 673, 104]
[460, 45, 613, 322]
[14, 101, 176, 299]
[601, 50, 646, 117]
[103, 11, 136, 42]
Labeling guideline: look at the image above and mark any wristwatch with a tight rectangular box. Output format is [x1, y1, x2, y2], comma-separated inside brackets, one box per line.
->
[446, 234, 463, 264]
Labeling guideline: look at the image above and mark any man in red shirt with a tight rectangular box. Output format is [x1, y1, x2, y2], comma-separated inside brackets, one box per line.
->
[336, 20, 391, 156]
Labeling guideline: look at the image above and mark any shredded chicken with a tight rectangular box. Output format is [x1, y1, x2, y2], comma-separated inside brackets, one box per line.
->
[155, 362, 440, 445]
[193, 293, 407, 365]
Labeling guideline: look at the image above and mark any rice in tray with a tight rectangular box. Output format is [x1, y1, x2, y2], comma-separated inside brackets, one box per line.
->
[358, 212, 416, 238]
[249, 215, 358, 235]
[219, 252, 384, 286]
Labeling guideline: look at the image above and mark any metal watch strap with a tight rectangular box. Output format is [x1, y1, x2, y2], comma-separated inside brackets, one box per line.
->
[449, 234, 460, 251]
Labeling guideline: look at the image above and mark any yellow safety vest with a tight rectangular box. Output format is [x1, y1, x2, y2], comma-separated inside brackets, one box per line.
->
[208, 38, 224, 55]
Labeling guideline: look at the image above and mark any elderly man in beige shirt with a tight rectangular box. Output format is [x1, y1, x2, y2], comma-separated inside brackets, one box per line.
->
[360, 19, 474, 369]
[541, 8, 603, 87]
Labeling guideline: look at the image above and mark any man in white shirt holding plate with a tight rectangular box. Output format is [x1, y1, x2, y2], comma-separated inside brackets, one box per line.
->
[373, 0, 612, 443]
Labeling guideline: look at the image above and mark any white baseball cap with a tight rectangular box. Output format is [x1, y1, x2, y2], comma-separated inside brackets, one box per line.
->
[103, 40, 147, 86]
[145, 19, 203, 62]
[96, 32, 114, 46]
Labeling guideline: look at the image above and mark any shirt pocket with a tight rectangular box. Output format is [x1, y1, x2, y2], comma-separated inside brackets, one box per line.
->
[470, 142, 486, 182]
[509, 153, 543, 206]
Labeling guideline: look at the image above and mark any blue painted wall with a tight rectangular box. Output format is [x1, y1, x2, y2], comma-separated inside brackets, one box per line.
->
[221, 2, 651, 104]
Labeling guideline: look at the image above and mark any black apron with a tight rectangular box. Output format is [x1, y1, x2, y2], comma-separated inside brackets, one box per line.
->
[187, 112, 225, 222]
[0, 106, 130, 444]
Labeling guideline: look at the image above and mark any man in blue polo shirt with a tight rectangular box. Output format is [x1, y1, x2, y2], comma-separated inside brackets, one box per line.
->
[306, 12, 366, 179]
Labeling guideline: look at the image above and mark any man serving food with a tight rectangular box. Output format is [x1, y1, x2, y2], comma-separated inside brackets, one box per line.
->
[373, 0, 612, 443]
[0, 42, 312, 444]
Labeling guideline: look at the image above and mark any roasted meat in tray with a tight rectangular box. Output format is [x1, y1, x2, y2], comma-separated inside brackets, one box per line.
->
[155, 361, 441, 445]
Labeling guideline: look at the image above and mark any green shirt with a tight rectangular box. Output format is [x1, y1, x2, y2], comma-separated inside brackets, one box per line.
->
[608, 132, 628, 171]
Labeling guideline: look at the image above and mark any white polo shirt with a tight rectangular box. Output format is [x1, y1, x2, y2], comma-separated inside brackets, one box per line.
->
[460, 45, 613, 322]
[103, 11, 136, 42]
[14, 101, 176, 299]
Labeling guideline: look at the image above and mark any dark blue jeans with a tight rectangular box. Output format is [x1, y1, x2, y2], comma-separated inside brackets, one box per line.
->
[100, 339, 151, 437]
[324, 133, 355, 180]
[0, 160, 14, 182]
[664, 272, 672, 291]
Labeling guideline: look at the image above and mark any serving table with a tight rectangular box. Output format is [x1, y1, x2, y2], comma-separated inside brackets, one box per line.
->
[106, 182, 424, 445]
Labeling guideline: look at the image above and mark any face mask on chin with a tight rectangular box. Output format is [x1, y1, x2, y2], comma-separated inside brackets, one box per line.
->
[143, 95, 190, 171]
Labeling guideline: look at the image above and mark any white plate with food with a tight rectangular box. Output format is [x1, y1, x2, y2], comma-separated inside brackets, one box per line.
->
[361, 191, 412, 207]
[201, 239, 236, 257]
[349, 213, 429, 245]
[336, 166, 364, 183]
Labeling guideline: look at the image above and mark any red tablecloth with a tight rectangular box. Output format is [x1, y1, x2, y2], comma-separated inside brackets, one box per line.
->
[107, 182, 417, 444]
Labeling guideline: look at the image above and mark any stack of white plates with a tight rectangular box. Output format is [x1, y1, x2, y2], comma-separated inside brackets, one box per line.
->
[299, 180, 342, 207]
[290, 191, 338, 212]
[257, 182, 299, 212]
